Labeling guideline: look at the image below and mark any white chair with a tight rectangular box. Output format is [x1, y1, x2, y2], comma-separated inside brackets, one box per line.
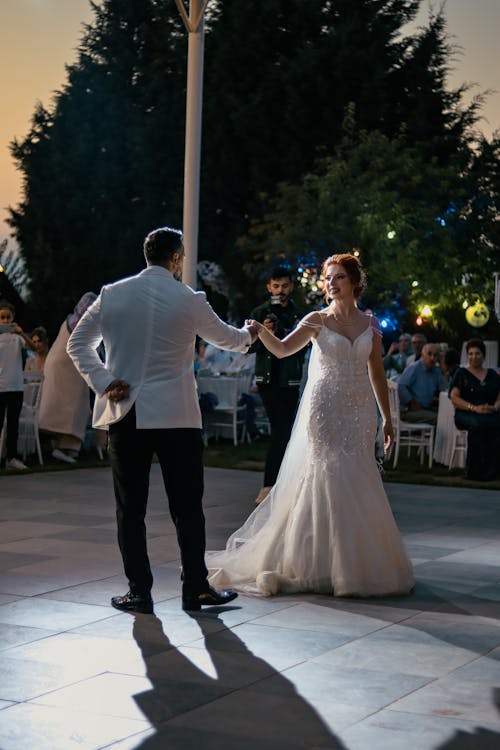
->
[18, 373, 44, 465]
[198, 370, 253, 446]
[387, 381, 435, 468]
[448, 428, 468, 470]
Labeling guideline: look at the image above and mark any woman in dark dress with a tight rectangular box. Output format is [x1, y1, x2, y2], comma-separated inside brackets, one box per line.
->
[450, 338, 500, 481]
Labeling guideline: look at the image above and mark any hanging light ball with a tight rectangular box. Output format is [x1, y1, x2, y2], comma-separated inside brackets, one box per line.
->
[465, 301, 489, 328]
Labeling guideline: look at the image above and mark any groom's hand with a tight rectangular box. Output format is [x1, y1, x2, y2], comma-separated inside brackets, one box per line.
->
[245, 319, 261, 344]
[104, 379, 130, 402]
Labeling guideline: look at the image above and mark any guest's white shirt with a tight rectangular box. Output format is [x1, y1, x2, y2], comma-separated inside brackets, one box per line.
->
[67, 266, 252, 429]
[0, 333, 24, 391]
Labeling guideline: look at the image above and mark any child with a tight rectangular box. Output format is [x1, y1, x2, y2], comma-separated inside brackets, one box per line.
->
[0, 299, 34, 470]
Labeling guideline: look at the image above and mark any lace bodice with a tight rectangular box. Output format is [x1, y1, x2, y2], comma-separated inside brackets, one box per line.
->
[308, 324, 376, 463]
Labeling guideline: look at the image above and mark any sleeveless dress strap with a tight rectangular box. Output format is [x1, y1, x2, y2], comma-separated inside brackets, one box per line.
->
[298, 312, 323, 329]
[369, 315, 383, 338]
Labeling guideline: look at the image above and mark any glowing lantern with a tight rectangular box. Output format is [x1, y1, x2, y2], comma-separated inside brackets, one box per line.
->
[465, 301, 489, 328]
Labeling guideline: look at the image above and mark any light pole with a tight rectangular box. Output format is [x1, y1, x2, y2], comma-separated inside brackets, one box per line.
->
[175, 0, 211, 289]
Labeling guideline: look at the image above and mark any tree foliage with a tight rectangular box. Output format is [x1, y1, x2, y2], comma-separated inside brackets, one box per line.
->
[6, 0, 496, 337]
[236, 122, 500, 343]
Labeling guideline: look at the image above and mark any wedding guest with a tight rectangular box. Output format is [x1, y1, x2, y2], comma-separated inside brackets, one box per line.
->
[249, 267, 305, 504]
[38, 293, 96, 463]
[0, 299, 35, 470]
[383, 333, 412, 379]
[24, 326, 49, 373]
[440, 347, 460, 388]
[450, 338, 500, 481]
[405, 333, 427, 367]
[397, 344, 446, 425]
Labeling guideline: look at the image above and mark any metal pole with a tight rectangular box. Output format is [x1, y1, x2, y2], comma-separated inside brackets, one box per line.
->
[175, 0, 209, 289]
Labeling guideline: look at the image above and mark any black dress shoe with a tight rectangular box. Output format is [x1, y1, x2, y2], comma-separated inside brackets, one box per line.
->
[182, 586, 238, 612]
[111, 591, 154, 614]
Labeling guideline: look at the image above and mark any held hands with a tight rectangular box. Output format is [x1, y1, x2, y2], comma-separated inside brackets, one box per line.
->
[475, 404, 496, 415]
[245, 319, 264, 343]
[104, 379, 130, 402]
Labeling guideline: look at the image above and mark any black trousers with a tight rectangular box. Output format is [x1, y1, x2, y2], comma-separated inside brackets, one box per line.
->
[0, 391, 23, 460]
[455, 409, 500, 481]
[258, 385, 300, 486]
[108, 407, 207, 597]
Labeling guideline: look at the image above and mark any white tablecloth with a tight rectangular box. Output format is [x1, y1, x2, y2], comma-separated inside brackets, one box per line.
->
[197, 372, 252, 405]
[433, 391, 465, 468]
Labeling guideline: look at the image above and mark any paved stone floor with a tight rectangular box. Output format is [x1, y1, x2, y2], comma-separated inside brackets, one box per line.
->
[1, 465, 500, 749]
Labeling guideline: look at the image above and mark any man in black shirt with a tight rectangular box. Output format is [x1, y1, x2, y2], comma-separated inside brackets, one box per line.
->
[249, 267, 305, 504]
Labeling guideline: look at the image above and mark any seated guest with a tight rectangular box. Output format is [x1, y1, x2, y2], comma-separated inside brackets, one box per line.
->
[450, 338, 500, 481]
[405, 333, 427, 367]
[397, 343, 446, 425]
[383, 333, 412, 379]
[440, 347, 460, 388]
[198, 342, 255, 375]
[24, 326, 49, 373]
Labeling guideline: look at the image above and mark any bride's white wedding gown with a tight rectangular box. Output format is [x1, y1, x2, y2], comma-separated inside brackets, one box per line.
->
[207, 319, 414, 597]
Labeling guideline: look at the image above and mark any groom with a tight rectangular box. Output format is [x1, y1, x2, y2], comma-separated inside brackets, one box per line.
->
[67, 227, 258, 613]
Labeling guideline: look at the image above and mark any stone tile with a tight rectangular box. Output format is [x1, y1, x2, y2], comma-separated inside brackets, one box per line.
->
[0, 550, 53, 571]
[405, 544, 462, 560]
[191, 622, 359, 670]
[249, 601, 390, 637]
[400, 610, 500, 653]
[0, 653, 104, 702]
[3, 631, 152, 676]
[307, 596, 421, 624]
[165, 686, 343, 748]
[0, 597, 113, 630]
[0, 702, 148, 750]
[0, 593, 22, 605]
[438, 542, 500, 567]
[147, 643, 276, 688]
[1, 536, 119, 561]
[0, 622, 57, 651]
[27, 512, 113, 526]
[0, 570, 114, 596]
[8, 556, 123, 578]
[404, 526, 500, 551]
[311, 623, 478, 677]
[339, 709, 500, 750]
[259, 660, 430, 711]
[31, 671, 232, 725]
[0, 520, 78, 543]
[390, 672, 500, 727]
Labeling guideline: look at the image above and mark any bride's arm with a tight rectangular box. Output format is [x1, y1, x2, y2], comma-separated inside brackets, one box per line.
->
[367, 320, 394, 449]
[248, 311, 321, 358]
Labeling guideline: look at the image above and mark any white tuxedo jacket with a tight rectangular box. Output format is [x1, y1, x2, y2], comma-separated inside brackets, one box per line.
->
[66, 265, 251, 429]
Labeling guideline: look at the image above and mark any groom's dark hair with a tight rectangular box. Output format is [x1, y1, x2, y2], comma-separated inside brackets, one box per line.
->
[144, 227, 183, 263]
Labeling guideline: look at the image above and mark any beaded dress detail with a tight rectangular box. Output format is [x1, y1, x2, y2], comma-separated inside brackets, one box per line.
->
[207, 319, 414, 597]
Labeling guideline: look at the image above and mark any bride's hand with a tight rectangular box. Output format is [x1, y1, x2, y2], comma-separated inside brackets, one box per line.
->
[245, 319, 264, 335]
[383, 420, 394, 452]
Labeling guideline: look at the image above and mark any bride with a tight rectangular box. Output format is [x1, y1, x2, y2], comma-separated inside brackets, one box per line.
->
[208, 254, 414, 597]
